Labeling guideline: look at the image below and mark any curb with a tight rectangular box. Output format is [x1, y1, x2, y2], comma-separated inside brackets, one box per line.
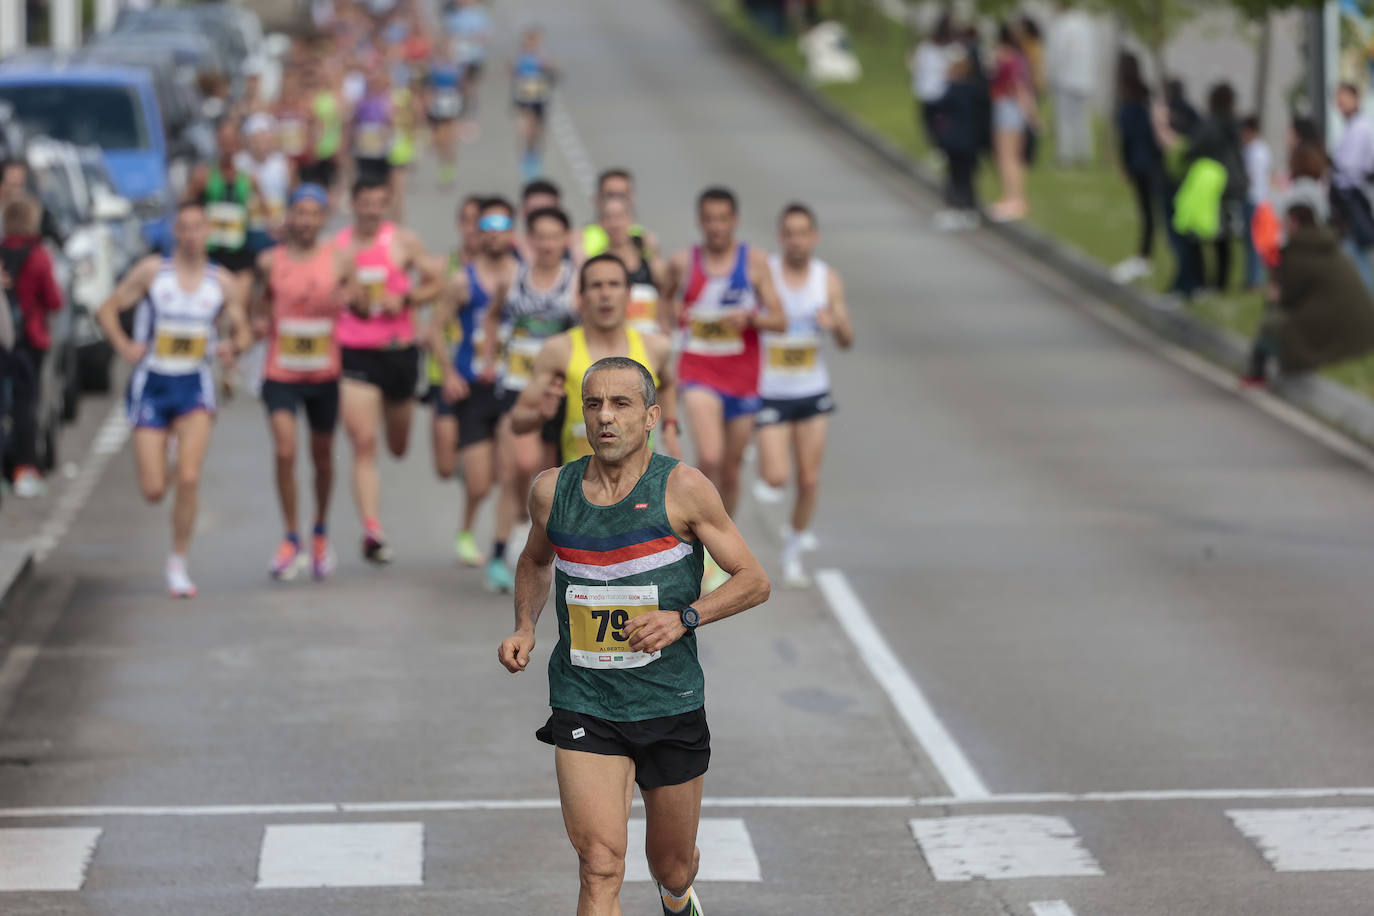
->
[0, 539, 34, 616]
[693, 1, 1374, 453]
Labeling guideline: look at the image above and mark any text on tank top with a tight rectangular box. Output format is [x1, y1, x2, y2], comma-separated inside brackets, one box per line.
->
[545, 454, 706, 721]
[761, 254, 831, 400]
[267, 244, 343, 383]
[136, 261, 225, 376]
[561, 326, 658, 464]
[499, 258, 576, 392]
[334, 223, 415, 349]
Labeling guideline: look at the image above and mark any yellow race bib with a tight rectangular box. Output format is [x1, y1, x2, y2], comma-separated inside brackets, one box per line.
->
[206, 201, 246, 250]
[684, 307, 744, 356]
[566, 584, 660, 669]
[767, 335, 820, 371]
[277, 317, 334, 372]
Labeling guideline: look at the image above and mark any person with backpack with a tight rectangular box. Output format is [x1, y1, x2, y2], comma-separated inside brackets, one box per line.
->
[0, 194, 63, 498]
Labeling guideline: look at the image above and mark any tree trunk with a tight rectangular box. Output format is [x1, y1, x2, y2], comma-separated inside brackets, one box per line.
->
[1254, 14, 1273, 130]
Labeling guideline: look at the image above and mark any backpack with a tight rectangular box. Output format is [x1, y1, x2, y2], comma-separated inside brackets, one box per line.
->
[0, 243, 33, 347]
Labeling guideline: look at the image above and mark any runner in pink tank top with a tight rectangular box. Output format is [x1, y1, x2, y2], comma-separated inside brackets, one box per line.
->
[256, 184, 351, 583]
[664, 186, 786, 550]
[335, 177, 444, 566]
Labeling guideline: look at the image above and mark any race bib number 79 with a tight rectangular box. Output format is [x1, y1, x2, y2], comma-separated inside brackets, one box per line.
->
[566, 584, 660, 669]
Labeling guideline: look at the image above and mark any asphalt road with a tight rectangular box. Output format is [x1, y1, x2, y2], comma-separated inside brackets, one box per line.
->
[3, 1, 1374, 914]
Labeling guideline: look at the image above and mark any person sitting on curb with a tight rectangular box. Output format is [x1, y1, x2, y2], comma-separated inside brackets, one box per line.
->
[1244, 203, 1374, 386]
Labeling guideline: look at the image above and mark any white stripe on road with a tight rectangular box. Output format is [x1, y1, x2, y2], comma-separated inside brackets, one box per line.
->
[910, 815, 1103, 881]
[816, 569, 989, 800]
[919, 786, 1374, 805]
[624, 817, 761, 882]
[1228, 808, 1374, 872]
[0, 827, 102, 891]
[1030, 902, 1078, 916]
[547, 100, 597, 200]
[256, 822, 424, 889]
[33, 404, 130, 562]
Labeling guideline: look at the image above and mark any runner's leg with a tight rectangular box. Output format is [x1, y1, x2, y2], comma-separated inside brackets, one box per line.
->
[383, 397, 414, 459]
[170, 409, 214, 556]
[719, 412, 755, 517]
[642, 775, 705, 899]
[270, 407, 300, 534]
[460, 438, 494, 533]
[309, 429, 334, 529]
[133, 428, 170, 503]
[790, 413, 829, 534]
[681, 387, 724, 492]
[755, 420, 791, 491]
[556, 747, 636, 916]
[433, 409, 458, 479]
[342, 378, 383, 526]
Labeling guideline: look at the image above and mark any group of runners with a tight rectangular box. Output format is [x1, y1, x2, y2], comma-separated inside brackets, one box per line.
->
[91, 1, 855, 912]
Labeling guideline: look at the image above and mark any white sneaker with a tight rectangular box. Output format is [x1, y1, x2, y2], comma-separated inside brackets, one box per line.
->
[1110, 256, 1151, 284]
[166, 555, 197, 599]
[782, 554, 812, 589]
[780, 525, 819, 551]
[12, 468, 46, 499]
[752, 480, 785, 505]
[933, 209, 964, 232]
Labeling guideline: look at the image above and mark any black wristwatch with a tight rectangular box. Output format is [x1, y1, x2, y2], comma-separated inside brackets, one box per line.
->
[679, 606, 700, 631]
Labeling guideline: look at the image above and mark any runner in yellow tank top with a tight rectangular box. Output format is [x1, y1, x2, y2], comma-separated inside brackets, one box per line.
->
[511, 254, 680, 463]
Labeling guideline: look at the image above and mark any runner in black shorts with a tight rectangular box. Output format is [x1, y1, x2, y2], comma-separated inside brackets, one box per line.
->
[510, 25, 556, 182]
[499, 356, 770, 916]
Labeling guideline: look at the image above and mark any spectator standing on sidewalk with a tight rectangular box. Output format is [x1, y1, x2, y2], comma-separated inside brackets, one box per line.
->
[1111, 52, 1161, 285]
[1018, 16, 1047, 100]
[988, 24, 1038, 222]
[1181, 82, 1248, 294]
[909, 16, 953, 151]
[1329, 82, 1374, 289]
[0, 195, 62, 499]
[1240, 115, 1272, 290]
[1045, 0, 1095, 167]
[933, 49, 982, 232]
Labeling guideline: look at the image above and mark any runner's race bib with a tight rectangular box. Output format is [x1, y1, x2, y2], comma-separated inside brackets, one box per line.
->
[502, 331, 541, 391]
[276, 317, 334, 372]
[355, 123, 390, 158]
[149, 320, 210, 374]
[280, 119, 308, 156]
[357, 265, 388, 316]
[206, 201, 247, 250]
[430, 89, 463, 120]
[566, 584, 660, 669]
[684, 306, 744, 357]
[514, 73, 549, 104]
[628, 283, 658, 334]
[766, 334, 820, 372]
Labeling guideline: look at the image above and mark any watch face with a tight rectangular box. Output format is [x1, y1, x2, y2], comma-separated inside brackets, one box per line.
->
[682, 608, 699, 628]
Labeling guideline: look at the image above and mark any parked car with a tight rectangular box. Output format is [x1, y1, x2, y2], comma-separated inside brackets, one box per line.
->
[0, 62, 180, 254]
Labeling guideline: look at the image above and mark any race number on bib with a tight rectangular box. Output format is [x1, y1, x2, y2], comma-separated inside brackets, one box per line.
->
[149, 320, 210, 374]
[515, 74, 550, 104]
[566, 584, 660, 669]
[502, 332, 541, 391]
[767, 334, 820, 372]
[355, 123, 390, 158]
[280, 119, 308, 157]
[430, 90, 462, 120]
[684, 307, 744, 357]
[276, 317, 334, 372]
[206, 201, 247, 250]
[628, 283, 658, 333]
[357, 265, 388, 315]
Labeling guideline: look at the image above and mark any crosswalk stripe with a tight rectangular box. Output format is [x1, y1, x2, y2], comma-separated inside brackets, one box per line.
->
[1228, 808, 1374, 872]
[624, 817, 762, 882]
[910, 815, 1103, 881]
[0, 827, 102, 891]
[256, 822, 424, 889]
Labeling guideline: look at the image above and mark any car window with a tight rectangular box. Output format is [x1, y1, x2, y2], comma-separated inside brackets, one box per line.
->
[0, 84, 151, 150]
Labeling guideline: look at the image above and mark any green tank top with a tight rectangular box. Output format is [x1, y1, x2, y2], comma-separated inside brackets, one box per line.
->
[313, 91, 342, 158]
[545, 454, 705, 721]
[204, 167, 252, 205]
[203, 167, 253, 254]
[582, 223, 649, 258]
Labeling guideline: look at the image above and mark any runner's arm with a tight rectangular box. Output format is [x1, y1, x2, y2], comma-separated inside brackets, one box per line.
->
[646, 332, 681, 458]
[823, 268, 854, 349]
[96, 256, 159, 363]
[499, 469, 560, 673]
[477, 288, 505, 380]
[402, 231, 446, 304]
[510, 335, 569, 435]
[433, 270, 470, 401]
[661, 249, 687, 331]
[626, 465, 770, 654]
[748, 247, 789, 332]
[219, 266, 254, 359]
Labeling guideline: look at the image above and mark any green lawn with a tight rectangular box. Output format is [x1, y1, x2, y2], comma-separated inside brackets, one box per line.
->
[715, 0, 1374, 399]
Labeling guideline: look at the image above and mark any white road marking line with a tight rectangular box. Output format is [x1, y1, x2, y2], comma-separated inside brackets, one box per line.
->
[1228, 808, 1374, 872]
[0, 827, 102, 892]
[919, 786, 1374, 805]
[815, 569, 989, 800]
[910, 815, 1103, 881]
[547, 98, 598, 199]
[33, 404, 130, 563]
[256, 822, 424, 889]
[1030, 902, 1078, 916]
[624, 818, 761, 882]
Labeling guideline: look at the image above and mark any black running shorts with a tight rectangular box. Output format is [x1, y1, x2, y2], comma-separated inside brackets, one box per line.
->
[341, 346, 420, 403]
[537, 707, 711, 791]
[261, 379, 340, 434]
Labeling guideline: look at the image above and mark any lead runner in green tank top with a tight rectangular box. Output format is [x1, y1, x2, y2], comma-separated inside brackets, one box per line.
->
[498, 355, 770, 916]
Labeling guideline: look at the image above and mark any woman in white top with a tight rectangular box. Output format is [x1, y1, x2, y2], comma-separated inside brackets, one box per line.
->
[909, 16, 954, 148]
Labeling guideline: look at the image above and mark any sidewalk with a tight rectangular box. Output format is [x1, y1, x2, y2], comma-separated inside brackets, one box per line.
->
[696, 0, 1374, 455]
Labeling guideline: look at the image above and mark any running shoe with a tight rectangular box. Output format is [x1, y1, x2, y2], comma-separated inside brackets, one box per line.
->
[312, 534, 337, 580]
[782, 553, 812, 589]
[363, 529, 393, 565]
[12, 466, 45, 499]
[752, 479, 785, 505]
[166, 555, 197, 599]
[657, 882, 704, 915]
[455, 530, 485, 567]
[270, 539, 306, 581]
[780, 525, 819, 552]
[485, 556, 514, 592]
